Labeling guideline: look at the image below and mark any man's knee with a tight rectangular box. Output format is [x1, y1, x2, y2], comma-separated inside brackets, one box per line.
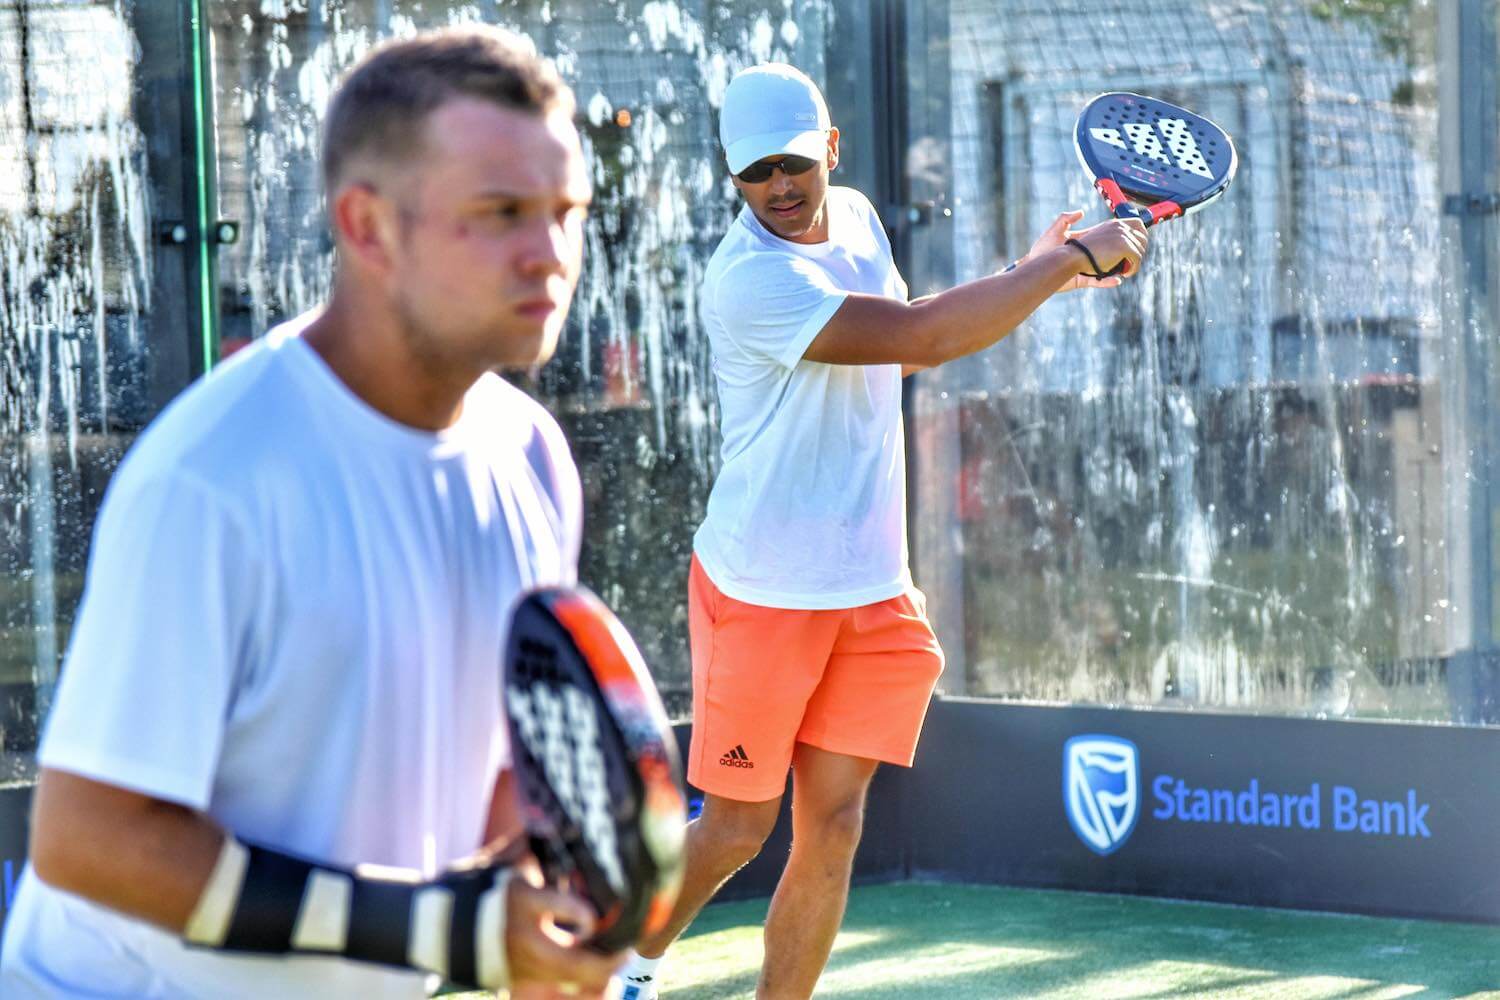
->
[799, 798, 866, 856]
[697, 796, 780, 869]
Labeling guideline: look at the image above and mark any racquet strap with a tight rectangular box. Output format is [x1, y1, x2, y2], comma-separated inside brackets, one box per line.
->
[1063, 237, 1121, 279]
[184, 836, 510, 989]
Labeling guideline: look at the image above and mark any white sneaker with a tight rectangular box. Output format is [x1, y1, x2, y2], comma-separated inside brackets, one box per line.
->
[615, 949, 664, 1000]
[619, 971, 659, 1000]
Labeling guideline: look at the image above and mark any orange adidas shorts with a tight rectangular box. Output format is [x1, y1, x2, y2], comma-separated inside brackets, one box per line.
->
[686, 556, 945, 802]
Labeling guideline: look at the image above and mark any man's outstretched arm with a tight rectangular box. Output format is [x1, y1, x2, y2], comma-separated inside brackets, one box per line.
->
[811, 216, 1147, 370]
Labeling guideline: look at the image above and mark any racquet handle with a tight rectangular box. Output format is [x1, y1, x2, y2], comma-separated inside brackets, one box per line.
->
[1097, 178, 1182, 228]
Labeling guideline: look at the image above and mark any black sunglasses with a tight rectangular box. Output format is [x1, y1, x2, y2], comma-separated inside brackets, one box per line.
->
[735, 154, 819, 184]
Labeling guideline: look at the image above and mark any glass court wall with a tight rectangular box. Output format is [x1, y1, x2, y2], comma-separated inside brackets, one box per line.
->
[0, 2, 158, 786]
[205, 0, 842, 719]
[0, 0, 1496, 796]
[0, 0, 880, 773]
[907, 0, 1500, 723]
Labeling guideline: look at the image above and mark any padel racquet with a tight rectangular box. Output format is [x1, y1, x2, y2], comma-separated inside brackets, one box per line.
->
[503, 586, 687, 953]
[1074, 92, 1238, 274]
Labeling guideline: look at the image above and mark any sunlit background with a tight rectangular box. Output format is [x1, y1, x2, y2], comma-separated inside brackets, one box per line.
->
[1, 0, 1495, 791]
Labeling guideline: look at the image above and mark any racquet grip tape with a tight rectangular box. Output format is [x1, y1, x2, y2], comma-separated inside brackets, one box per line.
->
[221, 847, 315, 951]
[344, 877, 416, 964]
[184, 837, 250, 947]
[475, 872, 510, 988]
[447, 878, 480, 987]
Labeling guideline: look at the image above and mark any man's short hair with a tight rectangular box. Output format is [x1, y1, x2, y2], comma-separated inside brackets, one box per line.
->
[321, 25, 574, 196]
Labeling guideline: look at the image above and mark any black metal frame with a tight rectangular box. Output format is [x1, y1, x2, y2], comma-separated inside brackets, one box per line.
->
[130, 0, 220, 411]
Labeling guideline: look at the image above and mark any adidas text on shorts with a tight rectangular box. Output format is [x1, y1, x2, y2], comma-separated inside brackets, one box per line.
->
[686, 555, 944, 802]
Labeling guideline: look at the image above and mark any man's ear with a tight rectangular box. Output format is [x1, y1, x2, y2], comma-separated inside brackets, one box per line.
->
[826, 126, 841, 172]
[330, 181, 399, 274]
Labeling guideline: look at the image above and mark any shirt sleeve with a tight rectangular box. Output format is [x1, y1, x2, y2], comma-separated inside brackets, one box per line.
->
[514, 412, 583, 776]
[714, 251, 849, 369]
[523, 408, 584, 585]
[39, 472, 260, 810]
[862, 190, 909, 301]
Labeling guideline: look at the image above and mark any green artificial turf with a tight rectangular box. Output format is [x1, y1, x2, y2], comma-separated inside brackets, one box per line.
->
[457, 881, 1500, 998]
[658, 882, 1500, 999]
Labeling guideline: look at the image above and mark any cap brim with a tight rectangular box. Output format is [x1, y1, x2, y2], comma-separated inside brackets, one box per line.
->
[725, 129, 828, 175]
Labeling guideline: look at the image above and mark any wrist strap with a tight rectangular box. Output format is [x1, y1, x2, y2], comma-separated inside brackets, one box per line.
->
[1064, 237, 1116, 279]
[184, 837, 509, 990]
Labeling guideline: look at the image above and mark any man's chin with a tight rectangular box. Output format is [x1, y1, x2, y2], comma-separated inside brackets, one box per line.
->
[763, 214, 810, 240]
[492, 321, 564, 370]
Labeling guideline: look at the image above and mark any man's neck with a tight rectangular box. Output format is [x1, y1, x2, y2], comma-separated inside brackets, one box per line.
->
[782, 202, 830, 246]
[755, 191, 831, 246]
[302, 290, 476, 433]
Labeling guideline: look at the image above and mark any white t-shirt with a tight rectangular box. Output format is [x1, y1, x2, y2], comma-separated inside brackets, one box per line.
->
[694, 185, 910, 609]
[0, 317, 582, 999]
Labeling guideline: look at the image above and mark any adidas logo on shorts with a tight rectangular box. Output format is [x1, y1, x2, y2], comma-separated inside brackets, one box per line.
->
[720, 744, 755, 768]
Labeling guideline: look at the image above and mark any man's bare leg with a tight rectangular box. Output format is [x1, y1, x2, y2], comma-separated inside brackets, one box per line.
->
[636, 791, 783, 960]
[757, 744, 878, 1000]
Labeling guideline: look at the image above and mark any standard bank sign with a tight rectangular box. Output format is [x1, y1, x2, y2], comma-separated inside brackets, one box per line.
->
[1064, 735, 1140, 855]
[1063, 733, 1433, 854]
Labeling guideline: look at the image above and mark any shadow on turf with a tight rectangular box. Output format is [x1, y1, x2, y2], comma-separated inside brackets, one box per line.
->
[677, 883, 1500, 999]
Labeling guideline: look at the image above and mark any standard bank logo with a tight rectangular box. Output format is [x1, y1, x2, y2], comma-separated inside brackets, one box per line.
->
[1064, 734, 1140, 855]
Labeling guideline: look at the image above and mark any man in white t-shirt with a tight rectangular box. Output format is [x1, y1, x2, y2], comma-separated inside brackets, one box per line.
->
[0, 27, 622, 999]
[617, 65, 1148, 998]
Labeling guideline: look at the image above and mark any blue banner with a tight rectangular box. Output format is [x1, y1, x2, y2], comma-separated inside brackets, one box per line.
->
[910, 700, 1500, 923]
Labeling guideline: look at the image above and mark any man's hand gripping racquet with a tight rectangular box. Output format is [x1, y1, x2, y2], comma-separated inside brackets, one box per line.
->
[1072, 92, 1238, 276]
[503, 586, 687, 954]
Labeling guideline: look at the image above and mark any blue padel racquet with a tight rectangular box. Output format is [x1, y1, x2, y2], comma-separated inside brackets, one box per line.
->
[1074, 92, 1238, 272]
[503, 586, 687, 953]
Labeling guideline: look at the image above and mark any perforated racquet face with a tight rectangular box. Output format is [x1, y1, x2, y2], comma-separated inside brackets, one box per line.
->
[504, 587, 687, 953]
[1075, 92, 1237, 224]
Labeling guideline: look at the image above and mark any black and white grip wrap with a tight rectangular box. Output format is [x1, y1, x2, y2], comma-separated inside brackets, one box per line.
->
[183, 838, 511, 989]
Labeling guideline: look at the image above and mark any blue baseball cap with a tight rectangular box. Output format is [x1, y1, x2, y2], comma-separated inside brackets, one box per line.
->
[719, 64, 831, 175]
